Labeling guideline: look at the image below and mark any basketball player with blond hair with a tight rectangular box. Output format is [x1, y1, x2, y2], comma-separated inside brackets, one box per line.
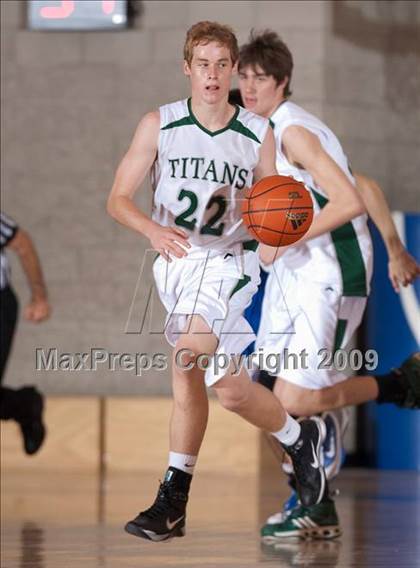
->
[234, 30, 420, 540]
[107, 22, 339, 542]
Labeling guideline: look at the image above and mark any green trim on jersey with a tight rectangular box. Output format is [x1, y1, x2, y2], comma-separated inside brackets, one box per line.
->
[188, 98, 240, 137]
[229, 118, 261, 143]
[243, 239, 258, 252]
[230, 274, 251, 298]
[186, 98, 261, 142]
[269, 119, 275, 129]
[312, 190, 367, 297]
[162, 99, 262, 142]
[333, 319, 347, 352]
[161, 115, 194, 130]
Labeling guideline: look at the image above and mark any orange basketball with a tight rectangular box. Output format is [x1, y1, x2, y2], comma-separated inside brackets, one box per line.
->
[241, 175, 314, 246]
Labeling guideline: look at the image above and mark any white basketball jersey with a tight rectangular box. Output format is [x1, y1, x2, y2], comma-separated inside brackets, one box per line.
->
[151, 98, 269, 254]
[270, 101, 373, 296]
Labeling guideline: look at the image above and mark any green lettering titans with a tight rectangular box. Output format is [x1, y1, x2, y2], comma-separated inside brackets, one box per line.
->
[168, 158, 249, 189]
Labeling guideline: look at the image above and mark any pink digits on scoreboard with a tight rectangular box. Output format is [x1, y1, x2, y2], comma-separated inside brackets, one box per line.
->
[41, 0, 74, 18]
[41, 1, 116, 19]
[102, 1, 116, 15]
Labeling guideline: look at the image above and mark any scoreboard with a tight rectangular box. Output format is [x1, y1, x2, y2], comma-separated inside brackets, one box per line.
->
[28, 1, 128, 30]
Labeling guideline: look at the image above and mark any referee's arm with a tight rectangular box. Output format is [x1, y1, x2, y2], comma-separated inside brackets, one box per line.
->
[5, 221, 51, 323]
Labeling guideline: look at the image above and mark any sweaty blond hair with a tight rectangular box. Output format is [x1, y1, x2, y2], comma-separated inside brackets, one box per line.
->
[184, 21, 239, 65]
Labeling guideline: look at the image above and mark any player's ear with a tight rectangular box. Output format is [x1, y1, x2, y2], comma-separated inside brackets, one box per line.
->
[183, 60, 191, 77]
[279, 76, 289, 90]
[232, 60, 238, 75]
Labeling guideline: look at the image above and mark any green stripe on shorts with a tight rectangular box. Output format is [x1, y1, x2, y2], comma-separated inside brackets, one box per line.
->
[333, 319, 348, 352]
[230, 274, 251, 298]
[312, 190, 367, 297]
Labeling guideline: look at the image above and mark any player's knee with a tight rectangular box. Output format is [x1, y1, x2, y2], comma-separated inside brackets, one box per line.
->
[214, 382, 250, 413]
[173, 340, 210, 375]
[174, 346, 197, 371]
[217, 390, 248, 413]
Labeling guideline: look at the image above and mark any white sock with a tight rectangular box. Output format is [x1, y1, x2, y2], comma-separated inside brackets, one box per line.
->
[169, 451, 197, 475]
[271, 413, 301, 447]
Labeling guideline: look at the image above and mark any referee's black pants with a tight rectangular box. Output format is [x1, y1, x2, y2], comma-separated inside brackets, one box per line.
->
[0, 286, 23, 420]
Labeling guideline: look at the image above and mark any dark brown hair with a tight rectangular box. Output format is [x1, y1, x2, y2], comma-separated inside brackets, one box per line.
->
[184, 21, 239, 65]
[239, 30, 293, 97]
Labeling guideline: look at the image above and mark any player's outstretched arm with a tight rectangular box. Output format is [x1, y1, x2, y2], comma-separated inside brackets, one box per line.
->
[253, 127, 283, 268]
[253, 126, 278, 181]
[282, 125, 365, 243]
[354, 172, 420, 291]
[107, 112, 190, 262]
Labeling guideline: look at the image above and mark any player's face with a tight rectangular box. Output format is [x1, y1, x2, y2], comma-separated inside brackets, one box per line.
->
[184, 42, 236, 104]
[238, 64, 286, 118]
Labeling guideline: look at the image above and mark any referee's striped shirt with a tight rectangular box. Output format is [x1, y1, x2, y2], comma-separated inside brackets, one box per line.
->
[0, 212, 18, 290]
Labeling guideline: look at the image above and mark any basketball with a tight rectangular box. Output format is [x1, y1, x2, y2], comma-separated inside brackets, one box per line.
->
[241, 175, 314, 246]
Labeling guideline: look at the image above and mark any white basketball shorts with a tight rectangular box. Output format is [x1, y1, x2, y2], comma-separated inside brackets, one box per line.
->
[255, 262, 367, 389]
[153, 248, 260, 386]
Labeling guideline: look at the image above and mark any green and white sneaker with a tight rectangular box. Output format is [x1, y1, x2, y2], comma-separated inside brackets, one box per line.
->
[261, 499, 341, 541]
[264, 490, 299, 529]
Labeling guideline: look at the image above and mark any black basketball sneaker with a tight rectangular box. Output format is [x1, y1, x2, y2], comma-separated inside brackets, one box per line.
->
[125, 467, 190, 542]
[375, 352, 420, 408]
[17, 387, 46, 455]
[391, 353, 420, 408]
[282, 417, 327, 507]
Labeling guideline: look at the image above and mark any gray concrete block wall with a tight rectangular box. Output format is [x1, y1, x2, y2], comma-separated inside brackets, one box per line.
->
[1, 1, 417, 395]
[324, 1, 420, 209]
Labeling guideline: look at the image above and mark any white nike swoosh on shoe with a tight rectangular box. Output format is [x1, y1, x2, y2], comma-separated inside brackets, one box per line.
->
[166, 515, 184, 530]
[310, 441, 320, 468]
[325, 443, 336, 460]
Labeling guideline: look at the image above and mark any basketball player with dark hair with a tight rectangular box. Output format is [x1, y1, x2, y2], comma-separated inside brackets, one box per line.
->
[235, 30, 420, 540]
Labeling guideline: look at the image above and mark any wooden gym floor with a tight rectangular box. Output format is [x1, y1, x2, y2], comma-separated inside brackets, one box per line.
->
[2, 468, 419, 568]
[1, 398, 419, 567]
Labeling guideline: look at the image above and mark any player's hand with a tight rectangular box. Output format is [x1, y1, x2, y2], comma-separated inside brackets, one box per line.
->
[388, 249, 420, 292]
[25, 298, 51, 322]
[148, 224, 191, 262]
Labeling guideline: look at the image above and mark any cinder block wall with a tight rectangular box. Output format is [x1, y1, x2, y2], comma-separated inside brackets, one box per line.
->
[325, 1, 420, 210]
[1, 1, 418, 395]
